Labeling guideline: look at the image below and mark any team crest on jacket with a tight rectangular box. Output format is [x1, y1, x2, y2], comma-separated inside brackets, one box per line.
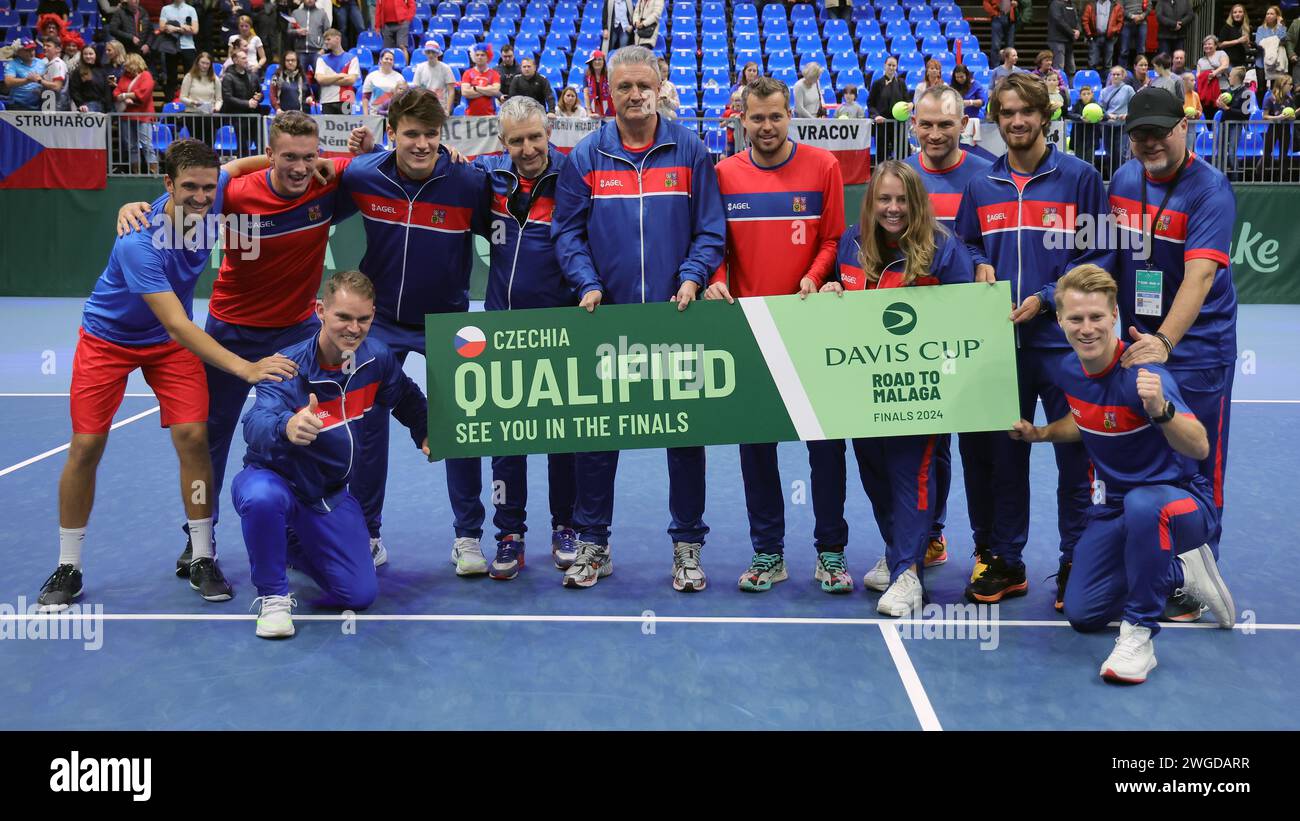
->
[1156, 214, 1171, 233]
[432, 209, 447, 225]
[793, 196, 807, 213]
[1103, 411, 1117, 430]
[1041, 206, 1058, 227]
[308, 204, 322, 221]
[664, 172, 679, 188]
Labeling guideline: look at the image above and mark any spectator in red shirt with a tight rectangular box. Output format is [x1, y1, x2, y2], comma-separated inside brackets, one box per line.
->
[374, 0, 416, 60]
[583, 49, 612, 117]
[114, 52, 157, 174]
[461, 46, 502, 115]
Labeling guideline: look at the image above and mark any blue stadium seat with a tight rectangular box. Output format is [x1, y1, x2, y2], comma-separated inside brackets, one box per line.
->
[836, 67, 865, 91]
[701, 49, 728, 69]
[701, 32, 727, 52]
[357, 30, 384, 52]
[567, 65, 585, 88]
[734, 2, 758, 17]
[401, 66, 416, 82]
[944, 19, 971, 37]
[795, 34, 822, 55]
[851, 6, 875, 24]
[765, 33, 792, 52]
[671, 31, 697, 51]
[760, 3, 786, 22]
[390, 49, 408, 69]
[878, 6, 905, 26]
[575, 31, 600, 54]
[936, 4, 965, 23]
[828, 51, 859, 75]
[766, 49, 795, 71]
[678, 88, 700, 108]
[734, 47, 760, 67]
[450, 31, 477, 50]
[483, 32, 511, 55]
[514, 31, 542, 54]
[427, 18, 453, 38]
[889, 36, 918, 55]
[670, 65, 696, 87]
[489, 17, 515, 37]
[436, 2, 460, 18]
[769, 65, 797, 85]
[898, 52, 925, 77]
[734, 33, 760, 51]
[702, 67, 729, 88]
[457, 17, 484, 35]
[793, 17, 819, 38]
[791, 3, 815, 20]
[964, 51, 989, 70]
[355, 48, 375, 71]
[162, 101, 186, 114]
[544, 32, 573, 53]
[885, 21, 911, 42]
[951, 33, 980, 55]
[213, 126, 238, 153]
[827, 35, 855, 56]
[464, 1, 490, 19]
[702, 17, 726, 35]
[859, 32, 885, 52]
[672, 15, 697, 36]
[702, 2, 725, 17]
[498, 2, 522, 19]
[855, 17, 882, 39]
[1072, 69, 1101, 90]
[921, 34, 948, 55]
[934, 51, 956, 76]
[824, 19, 850, 39]
[540, 47, 568, 70]
[671, 47, 697, 67]
[915, 20, 943, 40]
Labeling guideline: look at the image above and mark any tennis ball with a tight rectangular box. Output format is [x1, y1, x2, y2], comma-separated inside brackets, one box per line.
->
[1218, 92, 1232, 105]
[892, 100, 911, 121]
[1052, 106, 1062, 120]
[1082, 102, 1104, 123]
[837, 110, 851, 118]
[1284, 106, 1296, 118]
[1184, 106, 1198, 117]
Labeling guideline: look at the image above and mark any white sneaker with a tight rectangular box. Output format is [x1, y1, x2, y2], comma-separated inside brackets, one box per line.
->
[878, 567, 923, 617]
[253, 595, 296, 639]
[672, 542, 706, 592]
[863, 556, 891, 592]
[450, 536, 488, 576]
[1177, 544, 1235, 628]
[370, 537, 388, 568]
[1100, 621, 1157, 683]
[562, 540, 612, 588]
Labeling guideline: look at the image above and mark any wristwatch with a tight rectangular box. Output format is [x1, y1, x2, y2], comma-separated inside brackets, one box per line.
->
[1150, 400, 1176, 425]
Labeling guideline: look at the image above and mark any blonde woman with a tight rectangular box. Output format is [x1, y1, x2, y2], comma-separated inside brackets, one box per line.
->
[113, 53, 157, 174]
[102, 38, 126, 88]
[818, 160, 974, 616]
[794, 61, 823, 117]
[912, 58, 945, 106]
[1218, 4, 1252, 68]
[231, 15, 267, 76]
[180, 51, 221, 144]
[1255, 6, 1289, 80]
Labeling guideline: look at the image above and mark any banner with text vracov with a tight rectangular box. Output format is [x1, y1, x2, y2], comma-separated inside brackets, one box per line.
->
[424, 282, 1020, 459]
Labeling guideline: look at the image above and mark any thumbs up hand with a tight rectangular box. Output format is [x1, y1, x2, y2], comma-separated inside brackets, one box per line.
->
[286, 393, 326, 445]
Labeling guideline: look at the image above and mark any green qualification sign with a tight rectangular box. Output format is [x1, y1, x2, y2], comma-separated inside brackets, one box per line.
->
[425, 282, 1021, 459]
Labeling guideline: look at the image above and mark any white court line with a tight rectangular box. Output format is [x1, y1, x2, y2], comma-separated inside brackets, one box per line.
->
[0, 406, 160, 479]
[879, 623, 943, 731]
[0, 612, 1296, 630]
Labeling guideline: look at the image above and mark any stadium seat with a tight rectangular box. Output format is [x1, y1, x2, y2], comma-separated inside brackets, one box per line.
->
[540, 47, 568, 70]
[889, 36, 918, 55]
[356, 49, 375, 71]
[567, 65, 586, 88]
[921, 34, 948, 55]
[514, 31, 542, 54]
[450, 31, 477, 50]
[702, 2, 725, 17]
[769, 65, 797, 85]
[824, 19, 850, 39]
[885, 21, 911, 42]
[457, 17, 484, 35]
[213, 126, 238, 153]
[498, 2, 522, 19]
[944, 19, 971, 37]
[791, 3, 815, 20]
[162, 102, 185, 114]
[544, 32, 573, 53]
[734, 47, 760, 67]
[1073, 69, 1101, 90]
[702, 67, 729, 88]
[793, 18, 819, 38]
[671, 31, 697, 51]
[357, 30, 384, 52]
[898, 53, 925, 77]
[934, 51, 956, 76]
[765, 33, 792, 52]
[734, 34, 760, 52]
[965, 51, 989, 70]
[859, 32, 885, 52]
[828, 51, 859, 75]
[878, 6, 905, 27]
[855, 17, 882, 40]
[851, 6, 875, 24]
[575, 31, 600, 54]
[795, 34, 822, 55]
[836, 67, 865, 91]
[464, 1, 489, 20]
[701, 49, 729, 70]
[701, 32, 727, 52]
[915, 20, 942, 40]
[827, 35, 855, 57]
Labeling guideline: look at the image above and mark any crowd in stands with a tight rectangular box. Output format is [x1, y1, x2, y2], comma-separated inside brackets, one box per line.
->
[1, 0, 1298, 177]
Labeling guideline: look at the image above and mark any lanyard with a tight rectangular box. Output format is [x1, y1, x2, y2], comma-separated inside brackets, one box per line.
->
[1139, 151, 1189, 254]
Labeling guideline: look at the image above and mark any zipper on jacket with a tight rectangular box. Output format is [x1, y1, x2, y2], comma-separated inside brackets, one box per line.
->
[378, 163, 442, 322]
[498, 164, 558, 309]
[597, 139, 674, 304]
[988, 162, 1056, 349]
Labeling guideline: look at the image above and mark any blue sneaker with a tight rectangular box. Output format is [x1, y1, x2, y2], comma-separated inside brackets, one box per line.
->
[552, 526, 578, 570]
[489, 534, 525, 580]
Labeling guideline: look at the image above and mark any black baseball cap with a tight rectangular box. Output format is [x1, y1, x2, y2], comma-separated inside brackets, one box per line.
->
[1124, 87, 1187, 133]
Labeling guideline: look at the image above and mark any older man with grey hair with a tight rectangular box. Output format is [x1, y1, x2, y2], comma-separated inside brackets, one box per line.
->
[464, 95, 581, 580]
[551, 45, 725, 592]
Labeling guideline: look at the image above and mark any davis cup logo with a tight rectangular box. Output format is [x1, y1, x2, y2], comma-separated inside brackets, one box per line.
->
[454, 326, 486, 358]
[882, 302, 917, 336]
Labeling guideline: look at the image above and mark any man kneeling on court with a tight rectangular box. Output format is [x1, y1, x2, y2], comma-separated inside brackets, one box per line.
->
[232, 270, 431, 639]
[1009, 264, 1236, 684]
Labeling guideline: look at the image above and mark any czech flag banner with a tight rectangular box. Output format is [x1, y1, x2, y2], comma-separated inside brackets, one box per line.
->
[0, 111, 107, 189]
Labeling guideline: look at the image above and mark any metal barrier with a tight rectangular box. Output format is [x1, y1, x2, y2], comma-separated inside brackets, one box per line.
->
[106, 112, 266, 176]
[101, 111, 1297, 184]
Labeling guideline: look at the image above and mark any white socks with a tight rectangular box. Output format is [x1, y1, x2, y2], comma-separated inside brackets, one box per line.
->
[188, 518, 214, 561]
[58, 527, 86, 569]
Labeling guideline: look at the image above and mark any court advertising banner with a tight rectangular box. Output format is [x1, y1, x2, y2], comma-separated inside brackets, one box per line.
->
[424, 282, 1020, 459]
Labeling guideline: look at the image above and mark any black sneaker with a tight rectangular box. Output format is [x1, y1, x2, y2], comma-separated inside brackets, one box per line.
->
[37, 564, 83, 610]
[176, 536, 192, 578]
[1048, 562, 1072, 612]
[1163, 588, 1208, 622]
[965, 555, 1029, 604]
[189, 557, 233, 602]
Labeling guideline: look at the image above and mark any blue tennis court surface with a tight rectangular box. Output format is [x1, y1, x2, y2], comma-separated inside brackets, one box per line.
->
[1, 299, 1297, 730]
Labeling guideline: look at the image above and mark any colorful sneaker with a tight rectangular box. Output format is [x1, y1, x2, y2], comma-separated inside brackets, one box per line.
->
[964, 555, 1028, 604]
[252, 594, 296, 639]
[370, 537, 388, 568]
[970, 544, 993, 583]
[451, 537, 488, 576]
[178, 529, 218, 578]
[1049, 561, 1072, 612]
[489, 534, 525, 580]
[1162, 588, 1208, 622]
[36, 564, 83, 611]
[551, 526, 578, 570]
[672, 542, 707, 592]
[189, 557, 233, 602]
[878, 567, 923, 617]
[815, 550, 854, 593]
[1176, 544, 1235, 628]
[863, 556, 890, 592]
[924, 535, 948, 567]
[562, 540, 612, 588]
[738, 552, 787, 592]
[1100, 621, 1156, 684]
